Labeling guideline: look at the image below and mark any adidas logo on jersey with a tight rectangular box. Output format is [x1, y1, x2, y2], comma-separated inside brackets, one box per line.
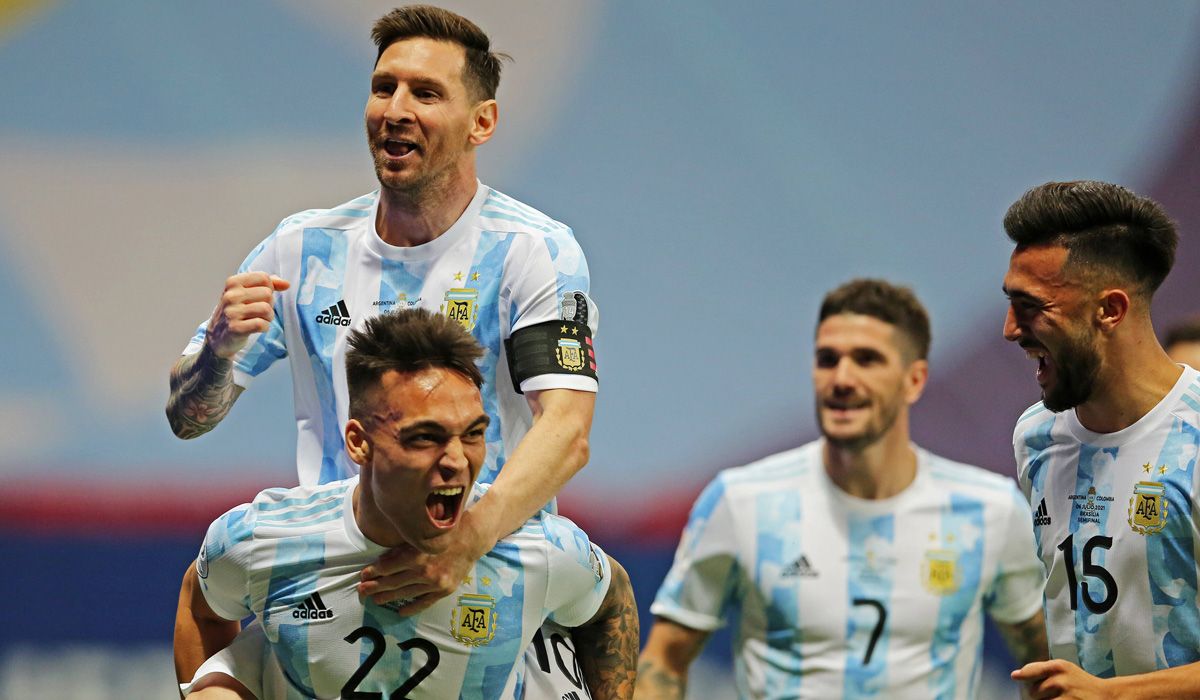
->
[781, 554, 818, 578]
[562, 692, 582, 700]
[1033, 498, 1052, 527]
[292, 592, 334, 620]
[315, 300, 351, 326]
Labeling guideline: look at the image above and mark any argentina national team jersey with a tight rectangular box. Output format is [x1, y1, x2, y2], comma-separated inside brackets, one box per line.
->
[651, 441, 1043, 699]
[183, 182, 596, 488]
[190, 477, 611, 699]
[1013, 365, 1200, 676]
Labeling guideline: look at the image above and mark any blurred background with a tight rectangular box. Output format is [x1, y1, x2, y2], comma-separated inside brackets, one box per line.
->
[3, 0, 1200, 696]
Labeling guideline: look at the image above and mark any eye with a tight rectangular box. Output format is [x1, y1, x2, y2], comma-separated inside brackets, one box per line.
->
[372, 81, 395, 97]
[462, 427, 487, 444]
[414, 88, 439, 101]
[814, 350, 839, 368]
[403, 432, 442, 448]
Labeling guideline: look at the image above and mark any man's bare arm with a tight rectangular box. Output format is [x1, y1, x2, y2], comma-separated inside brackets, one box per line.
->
[634, 618, 710, 700]
[572, 555, 639, 700]
[174, 562, 240, 688]
[994, 609, 1049, 666]
[166, 272, 289, 439]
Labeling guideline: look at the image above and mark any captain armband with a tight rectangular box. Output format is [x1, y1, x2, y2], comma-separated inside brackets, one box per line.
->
[505, 320, 598, 393]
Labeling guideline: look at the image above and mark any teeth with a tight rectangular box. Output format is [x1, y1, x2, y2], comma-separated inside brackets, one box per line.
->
[431, 487, 462, 496]
[1024, 350, 1046, 360]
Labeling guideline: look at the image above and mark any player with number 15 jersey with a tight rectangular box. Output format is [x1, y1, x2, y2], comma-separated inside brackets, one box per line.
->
[1013, 366, 1200, 676]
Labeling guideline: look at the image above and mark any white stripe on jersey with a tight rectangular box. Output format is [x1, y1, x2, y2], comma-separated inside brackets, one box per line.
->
[1014, 365, 1200, 676]
[652, 440, 1043, 699]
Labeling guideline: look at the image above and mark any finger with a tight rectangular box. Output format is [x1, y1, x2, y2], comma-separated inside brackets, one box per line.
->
[225, 302, 276, 323]
[1030, 677, 1064, 700]
[364, 547, 421, 579]
[384, 593, 439, 617]
[270, 275, 291, 291]
[358, 579, 436, 603]
[227, 271, 276, 289]
[1011, 662, 1053, 681]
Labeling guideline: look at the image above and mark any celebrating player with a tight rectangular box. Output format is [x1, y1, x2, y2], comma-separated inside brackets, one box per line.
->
[166, 5, 599, 697]
[1004, 181, 1200, 696]
[175, 309, 637, 699]
[636, 279, 1047, 699]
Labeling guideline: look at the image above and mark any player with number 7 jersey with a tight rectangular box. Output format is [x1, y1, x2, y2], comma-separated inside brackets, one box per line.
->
[1013, 365, 1200, 676]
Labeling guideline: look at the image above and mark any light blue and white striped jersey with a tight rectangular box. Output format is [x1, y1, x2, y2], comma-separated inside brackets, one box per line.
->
[1013, 365, 1200, 677]
[184, 182, 596, 488]
[190, 476, 611, 699]
[651, 440, 1043, 699]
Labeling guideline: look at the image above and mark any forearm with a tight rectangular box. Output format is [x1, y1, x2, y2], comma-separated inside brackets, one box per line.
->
[473, 389, 593, 545]
[166, 345, 242, 439]
[634, 619, 710, 700]
[574, 557, 639, 700]
[996, 611, 1048, 666]
[174, 563, 240, 686]
[633, 656, 687, 700]
[1106, 662, 1200, 699]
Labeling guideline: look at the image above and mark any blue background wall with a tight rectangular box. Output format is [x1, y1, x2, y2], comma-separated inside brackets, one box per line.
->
[3, 1, 1200, 696]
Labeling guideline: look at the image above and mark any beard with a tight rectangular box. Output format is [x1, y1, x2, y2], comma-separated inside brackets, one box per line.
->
[817, 394, 903, 452]
[1042, 328, 1101, 412]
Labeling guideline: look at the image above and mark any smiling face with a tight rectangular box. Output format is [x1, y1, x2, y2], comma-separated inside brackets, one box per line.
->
[364, 37, 495, 200]
[346, 367, 489, 551]
[1003, 244, 1103, 412]
[813, 314, 926, 451]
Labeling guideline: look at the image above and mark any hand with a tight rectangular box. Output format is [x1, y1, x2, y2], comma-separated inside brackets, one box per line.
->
[357, 510, 492, 615]
[206, 272, 290, 359]
[1012, 659, 1113, 699]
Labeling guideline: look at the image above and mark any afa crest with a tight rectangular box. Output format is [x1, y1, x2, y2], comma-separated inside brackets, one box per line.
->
[556, 337, 586, 371]
[921, 549, 959, 595]
[1129, 480, 1168, 535]
[451, 594, 497, 647]
[442, 288, 479, 332]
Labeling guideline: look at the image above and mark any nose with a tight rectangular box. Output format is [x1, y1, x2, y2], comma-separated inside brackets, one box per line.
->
[439, 436, 469, 475]
[383, 89, 416, 125]
[831, 356, 856, 388]
[1003, 306, 1021, 342]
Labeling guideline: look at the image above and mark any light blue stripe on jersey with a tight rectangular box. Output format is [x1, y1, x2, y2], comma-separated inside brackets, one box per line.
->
[1022, 415, 1058, 552]
[296, 227, 348, 485]
[472, 232, 512, 487]
[754, 490, 803, 698]
[1182, 393, 1200, 414]
[256, 487, 344, 512]
[265, 534, 327, 697]
[1148, 416, 1200, 668]
[929, 495, 986, 700]
[844, 513, 894, 699]
[1019, 403, 1051, 424]
[470, 540, 527, 699]
[1071, 444, 1119, 678]
[358, 604, 419, 697]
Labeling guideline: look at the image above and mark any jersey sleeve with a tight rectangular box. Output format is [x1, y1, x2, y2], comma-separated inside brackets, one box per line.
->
[505, 227, 598, 394]
[649, 475, 741, 632]
[541, 515, 613, 628]
[195, 503, 259, 622]
[182, 228, 289, 389]
[982, 482, 1045, 624]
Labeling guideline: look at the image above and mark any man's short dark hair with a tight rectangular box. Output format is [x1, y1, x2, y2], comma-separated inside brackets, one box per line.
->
[371, 4, 509, 101]
[818, 279, 931, 361]
[1165, 318, 1200, 349]
[1003, 180, 1178, 297]
[345, 308, 484, 417]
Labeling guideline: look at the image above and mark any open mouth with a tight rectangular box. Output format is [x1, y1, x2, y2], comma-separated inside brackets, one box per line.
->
[1024, 346, 1053, 385]
[426, 486, 464, 526]
[383, 138, 418, 158]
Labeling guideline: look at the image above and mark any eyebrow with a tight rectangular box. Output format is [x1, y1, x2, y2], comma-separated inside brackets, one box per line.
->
[1002, 286, 1043, 304]
[398, 415, 490, 437]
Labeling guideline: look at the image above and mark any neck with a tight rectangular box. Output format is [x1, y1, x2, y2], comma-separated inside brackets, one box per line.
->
[822, 423, 917, 500]
[1075, 330, 1182, 433]
[375, 166, 477, 247]
[352, 482, 411, 550]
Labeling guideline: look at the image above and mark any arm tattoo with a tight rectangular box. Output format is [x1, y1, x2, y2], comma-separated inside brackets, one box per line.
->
[998, 613, 1049, 666]
[575, 558, 639, 699]
[166, 346, 242, 439]
[634, 656, 686, 700]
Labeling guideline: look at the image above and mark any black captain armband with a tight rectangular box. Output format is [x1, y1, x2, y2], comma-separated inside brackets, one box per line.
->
[505, 319, 598, 393]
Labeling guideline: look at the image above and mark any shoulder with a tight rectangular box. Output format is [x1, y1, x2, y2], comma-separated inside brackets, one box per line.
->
[477, 186, 575, 240]
[921, 448, 1023, 503]
[236, 479, 356, 540]
[717, 443, 819, 495]
[267, 191, 378, 242]
[1012, 400, 1056, 440]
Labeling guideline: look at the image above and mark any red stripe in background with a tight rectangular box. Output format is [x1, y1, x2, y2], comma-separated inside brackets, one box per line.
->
[0, 478, 702, 544]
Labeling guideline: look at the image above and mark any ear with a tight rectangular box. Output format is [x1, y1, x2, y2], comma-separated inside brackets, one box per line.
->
[904, 358, 929, 405]
[1095, 288, 1130, 333]
[344, 419, 371, 467]
[468, 99, 498, 146]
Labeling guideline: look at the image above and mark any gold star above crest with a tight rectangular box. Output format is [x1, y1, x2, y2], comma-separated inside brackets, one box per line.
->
[1143, 463, 1152, 474]
[560, 325, 568, 333]
[471, 272, 480, 281]
[946, 534, 956, 543]
[462, 576, 472, 586]
[453, 271, 463, 281]
[929, 532, 938, 542]
[1159, 465, 1168, 476]
[481, 576, 492, 586]
[570, 326, 579, 335]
